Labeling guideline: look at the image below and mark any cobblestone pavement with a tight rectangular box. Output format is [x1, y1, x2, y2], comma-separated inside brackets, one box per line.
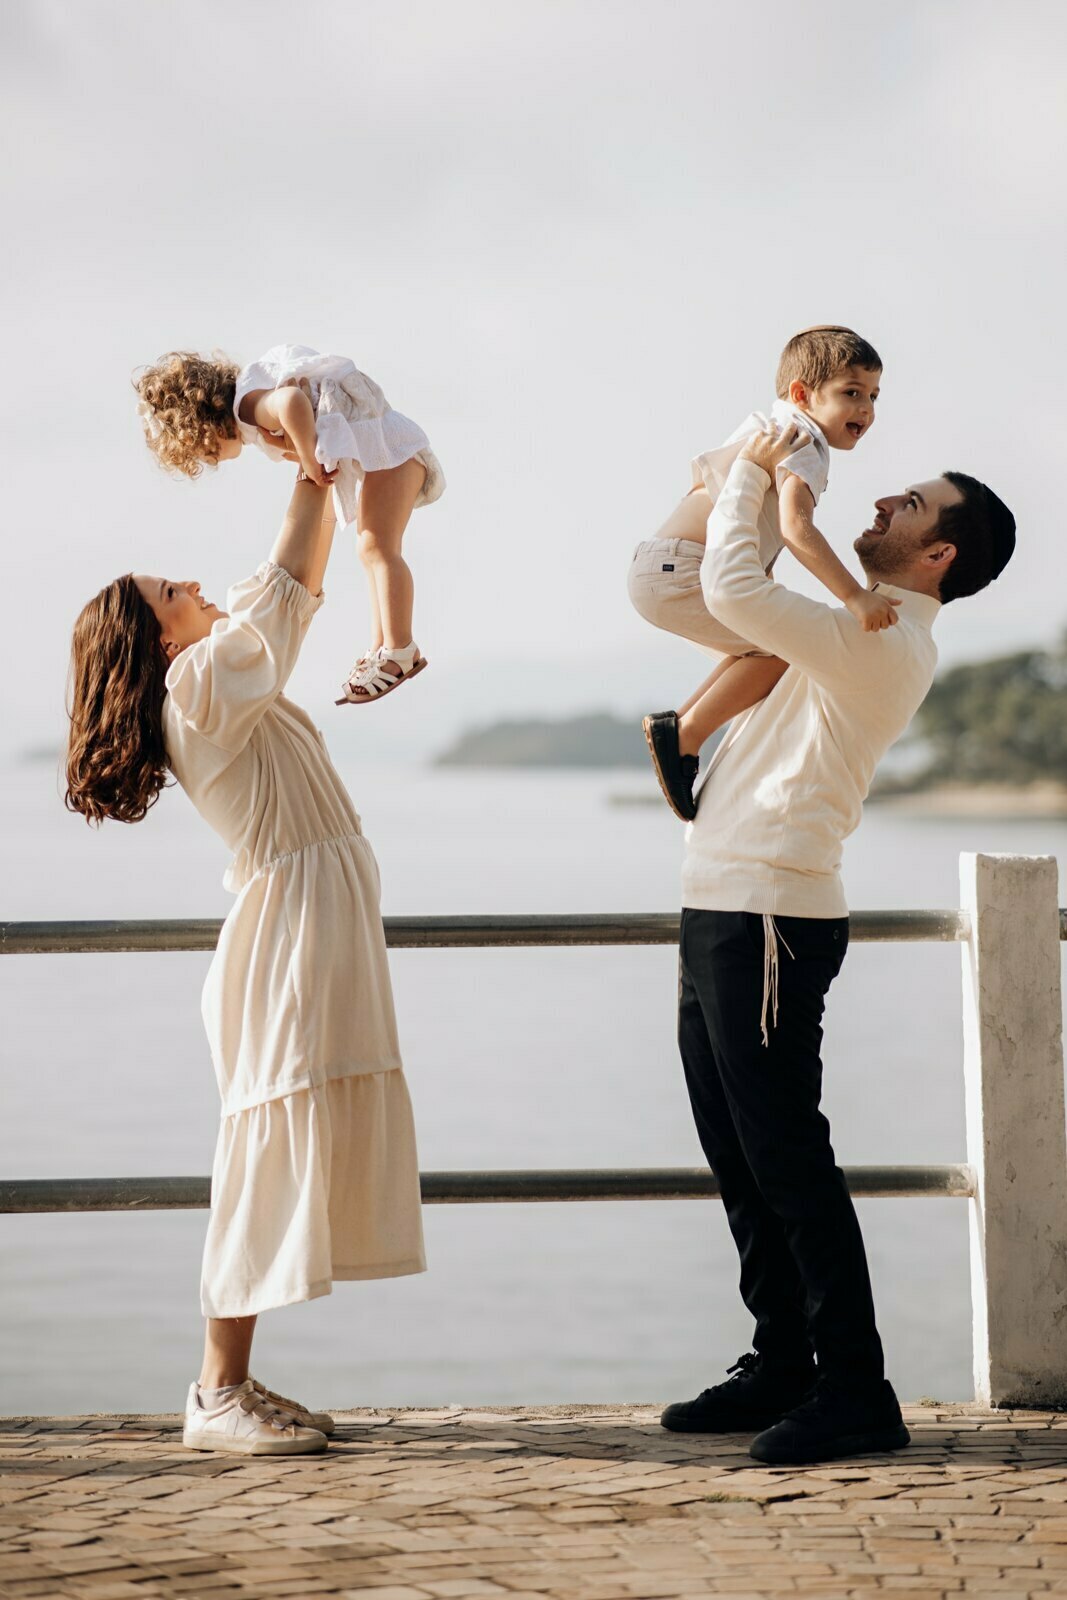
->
[4, 1404, 1067, 1599]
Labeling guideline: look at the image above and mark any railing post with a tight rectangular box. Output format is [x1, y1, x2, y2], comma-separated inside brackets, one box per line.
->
[961, 853, 1067, 1407]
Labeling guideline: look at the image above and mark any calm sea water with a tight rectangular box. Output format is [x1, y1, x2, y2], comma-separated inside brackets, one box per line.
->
[1, 755, 1064, 1417]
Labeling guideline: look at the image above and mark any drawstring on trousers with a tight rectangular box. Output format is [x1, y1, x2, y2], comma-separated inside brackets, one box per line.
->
[760, 914, 795, 1048]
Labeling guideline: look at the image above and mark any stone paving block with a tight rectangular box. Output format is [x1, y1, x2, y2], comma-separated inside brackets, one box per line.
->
[7, 1406, 1067, 1600]
[334, 1590, 429, 1600]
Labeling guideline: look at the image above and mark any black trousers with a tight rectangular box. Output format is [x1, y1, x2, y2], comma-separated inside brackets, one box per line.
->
[678, 908, 884, 1386]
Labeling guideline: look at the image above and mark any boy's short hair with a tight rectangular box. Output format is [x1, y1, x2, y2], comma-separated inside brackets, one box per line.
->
[928, 473, 1016, 604]
[775, 326, 882, 399]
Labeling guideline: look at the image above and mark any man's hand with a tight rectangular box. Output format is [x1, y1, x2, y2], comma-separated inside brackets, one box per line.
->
[846, 588, 901, 632]
[740, 421, 809, 481]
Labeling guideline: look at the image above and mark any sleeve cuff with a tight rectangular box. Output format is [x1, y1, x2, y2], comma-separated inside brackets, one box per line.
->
[732, 457, 771, 491]
[254, 560, 325, 619]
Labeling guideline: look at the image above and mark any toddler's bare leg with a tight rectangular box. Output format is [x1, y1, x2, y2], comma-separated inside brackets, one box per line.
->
[200, 1315, 257, 1390]
[678, 655, 789, 758]
[364, 574, 384, 654]
[357, 459, 428, 656]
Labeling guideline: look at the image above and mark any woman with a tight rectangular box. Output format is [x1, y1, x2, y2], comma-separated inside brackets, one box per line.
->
[65, 471, 427, 1455]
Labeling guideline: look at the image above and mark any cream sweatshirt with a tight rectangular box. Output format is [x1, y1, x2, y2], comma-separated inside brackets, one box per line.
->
[682, 459, 940, 918]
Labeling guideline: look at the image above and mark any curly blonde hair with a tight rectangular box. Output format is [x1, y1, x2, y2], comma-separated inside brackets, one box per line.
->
[134, 350, 240, 478]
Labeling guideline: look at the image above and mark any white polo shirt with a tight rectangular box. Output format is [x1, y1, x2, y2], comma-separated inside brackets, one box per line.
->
[682, 459, 940, 919]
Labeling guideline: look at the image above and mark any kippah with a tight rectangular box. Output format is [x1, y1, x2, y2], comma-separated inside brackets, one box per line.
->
[982, 483, 1016, 579]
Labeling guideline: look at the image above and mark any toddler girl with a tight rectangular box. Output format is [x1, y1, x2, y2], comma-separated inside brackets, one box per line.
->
[136, 343, 444, 704]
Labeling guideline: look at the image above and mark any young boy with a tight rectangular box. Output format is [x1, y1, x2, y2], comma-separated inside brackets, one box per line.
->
[630, 326, 897, 820]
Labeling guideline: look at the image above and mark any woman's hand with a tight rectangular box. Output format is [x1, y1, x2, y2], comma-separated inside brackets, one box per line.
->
[256, 418, 335, 484]
[295, 455, 337, 488]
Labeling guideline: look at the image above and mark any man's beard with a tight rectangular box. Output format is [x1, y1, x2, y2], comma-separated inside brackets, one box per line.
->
[853, 531, 898, 579]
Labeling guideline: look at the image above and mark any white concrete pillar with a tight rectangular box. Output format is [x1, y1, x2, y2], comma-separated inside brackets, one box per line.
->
[961, 853, 1067, 1407]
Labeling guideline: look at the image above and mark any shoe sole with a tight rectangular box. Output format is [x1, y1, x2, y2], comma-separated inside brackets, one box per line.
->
[661, 1411, 784, 1435]
[749, 1421, 911, 1464]
[642, 717, 695, 822]
[182, 1429, 328, 1456]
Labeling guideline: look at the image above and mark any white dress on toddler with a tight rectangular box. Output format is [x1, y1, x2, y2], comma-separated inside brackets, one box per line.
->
[234, 343, 445, 529]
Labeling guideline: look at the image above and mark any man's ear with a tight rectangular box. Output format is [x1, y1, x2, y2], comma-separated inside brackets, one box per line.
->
[788, 379, 809, 408]
[923, 541, 956, 571]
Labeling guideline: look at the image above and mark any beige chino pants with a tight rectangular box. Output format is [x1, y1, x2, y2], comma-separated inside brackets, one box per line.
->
[628, 539, 772, 659]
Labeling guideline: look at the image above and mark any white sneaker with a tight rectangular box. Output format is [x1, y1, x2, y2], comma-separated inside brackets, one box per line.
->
[182, 1379, 328, 1456]
[251, 1376, 336, 1436]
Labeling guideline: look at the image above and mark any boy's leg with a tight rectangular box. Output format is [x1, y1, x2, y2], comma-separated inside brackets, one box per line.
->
[679, 912, 814, 1370]
[686, 909, 885, 1389]
[678, 656, 789, 758]
[676, 656, 737, 718]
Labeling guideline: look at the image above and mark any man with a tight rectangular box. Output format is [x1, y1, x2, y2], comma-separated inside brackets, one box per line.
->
[656, 424, 1015, 1464]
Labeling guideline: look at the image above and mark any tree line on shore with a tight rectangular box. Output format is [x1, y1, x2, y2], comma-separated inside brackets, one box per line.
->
[877, 635, 1066, 794]
[437, 636, 1067, 790]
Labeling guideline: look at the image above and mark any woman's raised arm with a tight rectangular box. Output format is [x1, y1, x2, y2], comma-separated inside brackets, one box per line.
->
[270, 478, 336, 595]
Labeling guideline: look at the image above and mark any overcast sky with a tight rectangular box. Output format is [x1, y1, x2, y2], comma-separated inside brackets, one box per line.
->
[2, 0, 1064, 759]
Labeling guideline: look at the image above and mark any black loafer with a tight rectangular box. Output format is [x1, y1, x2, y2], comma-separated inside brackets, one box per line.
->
[749, 1377, 910, 1464]
[643, 711, 699, 821]
[661, 1352, 816, 1435]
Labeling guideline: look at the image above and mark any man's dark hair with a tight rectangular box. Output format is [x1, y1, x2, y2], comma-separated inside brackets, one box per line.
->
[929, 473, 1016, 605]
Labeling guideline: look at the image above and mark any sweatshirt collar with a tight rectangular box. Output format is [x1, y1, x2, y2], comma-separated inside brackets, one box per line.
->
[770, 397, 829, 453]
[871, 581, 941, 630]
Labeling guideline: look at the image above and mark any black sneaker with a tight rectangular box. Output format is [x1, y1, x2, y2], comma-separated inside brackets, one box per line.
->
[660, 1352, 816, 1434]
[643, 711, 699, 821]
[749, 1377, 910, 1464]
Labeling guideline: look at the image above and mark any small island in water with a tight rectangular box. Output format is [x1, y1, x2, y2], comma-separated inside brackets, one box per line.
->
[436, 711, 648, 769]
[434, 641, 1067, 815]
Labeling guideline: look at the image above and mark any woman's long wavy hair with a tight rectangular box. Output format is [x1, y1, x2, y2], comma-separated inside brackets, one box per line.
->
[65, 576, 171, 825]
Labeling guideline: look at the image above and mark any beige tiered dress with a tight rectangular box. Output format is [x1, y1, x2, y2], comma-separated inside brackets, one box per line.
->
[164, 561, 426, 1318]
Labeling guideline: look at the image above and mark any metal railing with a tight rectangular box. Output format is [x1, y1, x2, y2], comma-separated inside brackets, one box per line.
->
[0, 1165, 977, 1213]
[0, 909, 970, 955]
[1, 908, 984, 1215]
[6, 860, 1066, 1407]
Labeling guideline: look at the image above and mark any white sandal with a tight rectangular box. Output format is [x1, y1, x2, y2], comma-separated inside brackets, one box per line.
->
[336, 642, 428, 706]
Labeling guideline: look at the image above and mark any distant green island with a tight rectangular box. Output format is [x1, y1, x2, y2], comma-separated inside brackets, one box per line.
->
[436, 641, 1067, 813]
[436, 711, 650, 768]
[872, 637, 1066, 804]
